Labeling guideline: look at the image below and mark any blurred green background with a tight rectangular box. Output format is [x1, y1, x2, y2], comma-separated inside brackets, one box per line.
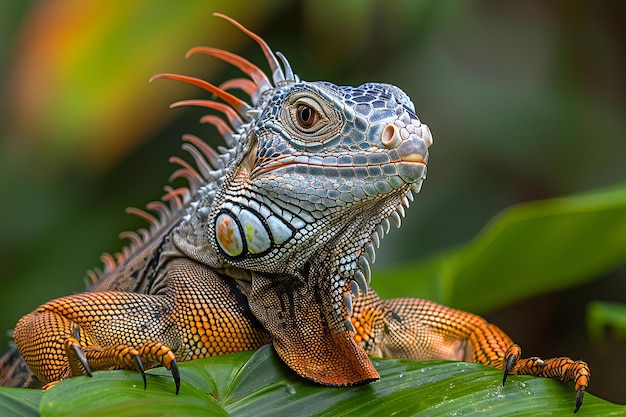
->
[0, 0, 624, 404]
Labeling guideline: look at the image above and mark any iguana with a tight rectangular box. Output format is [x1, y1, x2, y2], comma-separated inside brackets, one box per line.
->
[0, 13, 589, 413]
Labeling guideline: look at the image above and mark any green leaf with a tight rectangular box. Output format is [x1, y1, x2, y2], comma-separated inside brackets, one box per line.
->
[0, 386, 42, 417]
[2, 347, 623, 416]
[39, 369, 228, 417]
[587, 301, 626, 344]
[376, 183, 626, 313]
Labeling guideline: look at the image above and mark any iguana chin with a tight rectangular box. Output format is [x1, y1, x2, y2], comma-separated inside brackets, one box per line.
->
[0, 13, 589, 413]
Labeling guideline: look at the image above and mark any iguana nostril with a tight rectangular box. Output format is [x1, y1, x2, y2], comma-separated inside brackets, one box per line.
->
[381, 124, 401, 149]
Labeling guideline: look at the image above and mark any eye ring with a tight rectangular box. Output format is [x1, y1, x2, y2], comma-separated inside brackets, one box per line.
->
[296, 103, 321, 129]
[280, 89, 345, 146]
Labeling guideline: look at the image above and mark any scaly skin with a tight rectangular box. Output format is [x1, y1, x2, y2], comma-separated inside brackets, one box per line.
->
[3, 13, 589, 413]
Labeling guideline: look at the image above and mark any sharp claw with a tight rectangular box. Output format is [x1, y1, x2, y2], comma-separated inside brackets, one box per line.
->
[70, 343, 92, 377]
[502, 353, 515, 386]
[170, 358, 180, 395]
[133, 355, 146, 389]
[574, 386, 585, 413]
[72, 325, 81, 341]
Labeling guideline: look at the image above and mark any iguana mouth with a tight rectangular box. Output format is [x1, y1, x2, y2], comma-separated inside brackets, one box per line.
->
[400, 154, 425, 163]
[250, 151, 427, 187]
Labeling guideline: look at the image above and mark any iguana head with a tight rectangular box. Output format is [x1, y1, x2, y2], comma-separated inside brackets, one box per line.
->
[215, 79, 430, 272]
[152, 13, 432, 386]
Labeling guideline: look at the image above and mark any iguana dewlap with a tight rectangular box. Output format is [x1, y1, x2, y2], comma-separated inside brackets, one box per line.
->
[2, 13, 589, 413]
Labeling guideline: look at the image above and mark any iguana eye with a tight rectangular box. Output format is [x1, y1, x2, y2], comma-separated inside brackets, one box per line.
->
[280, 89, 344, 146]
[296, 104, 320, 128]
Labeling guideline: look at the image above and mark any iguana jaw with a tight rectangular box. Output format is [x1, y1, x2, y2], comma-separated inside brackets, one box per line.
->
[247, 183, 422, 382]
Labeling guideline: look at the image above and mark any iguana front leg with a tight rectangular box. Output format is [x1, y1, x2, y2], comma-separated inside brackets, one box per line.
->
[14, 267, 588, 413]
[352, 291, 590, 413]
[14, 291, 180, 389]
[13, 258, 270, 390]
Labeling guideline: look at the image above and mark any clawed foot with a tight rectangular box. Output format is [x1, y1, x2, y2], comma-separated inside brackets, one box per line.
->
[502, 344, 589, 413]
[64, 335, 180, 394]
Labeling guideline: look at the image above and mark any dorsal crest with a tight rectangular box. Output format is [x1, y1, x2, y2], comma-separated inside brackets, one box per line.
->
[88, 13, 289, 285]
